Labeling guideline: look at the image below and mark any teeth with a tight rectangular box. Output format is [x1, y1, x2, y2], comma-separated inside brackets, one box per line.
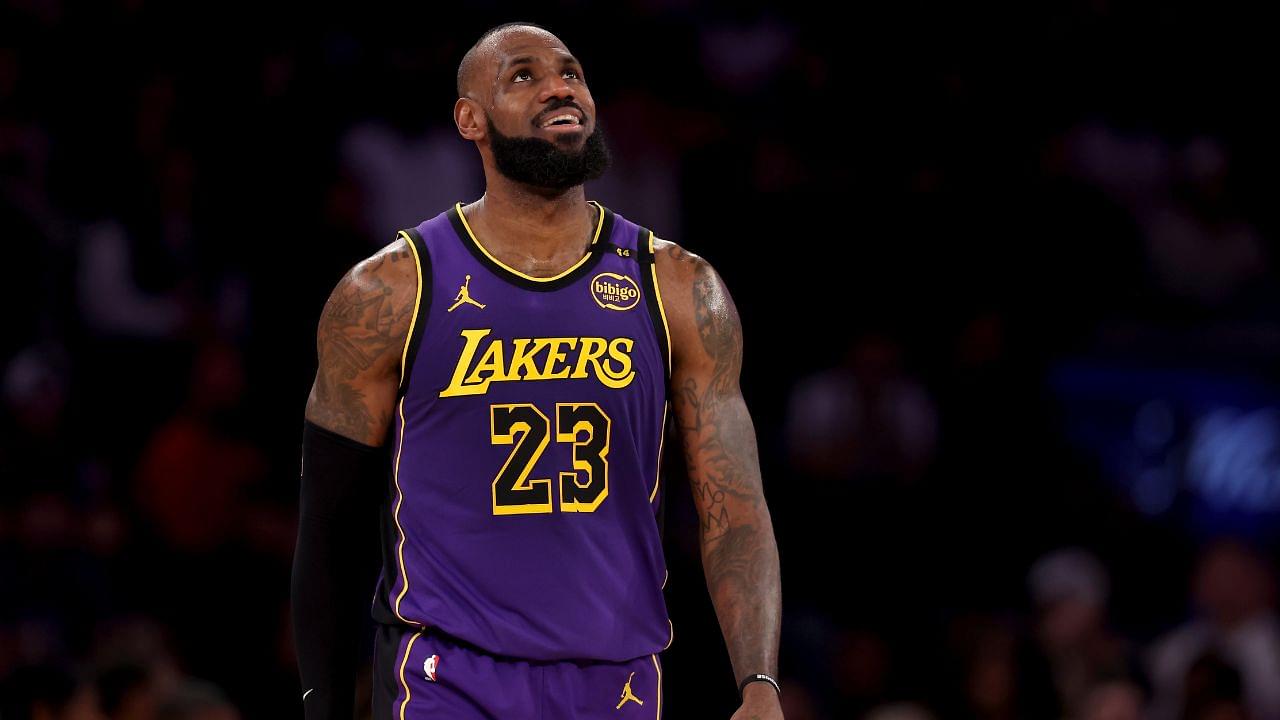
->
[541, 114, 579, 128]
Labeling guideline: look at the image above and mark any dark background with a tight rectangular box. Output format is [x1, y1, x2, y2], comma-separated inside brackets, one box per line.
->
[4, 2, 1280, 719]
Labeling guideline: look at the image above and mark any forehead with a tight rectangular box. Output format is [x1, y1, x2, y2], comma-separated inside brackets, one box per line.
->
[491, 36, 579, 70]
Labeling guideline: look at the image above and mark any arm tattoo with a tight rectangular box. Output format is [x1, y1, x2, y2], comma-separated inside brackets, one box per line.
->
[307, 243, 414, 443]
[666, 247, 781, 692]
[677, 259, 759, 539]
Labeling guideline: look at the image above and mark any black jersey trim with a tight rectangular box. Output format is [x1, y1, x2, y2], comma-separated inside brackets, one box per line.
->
[395, 228, 432, 401]
[447, 200, 613, 292]
[636, 225, 672, 383]
[637, 224, 672, 550]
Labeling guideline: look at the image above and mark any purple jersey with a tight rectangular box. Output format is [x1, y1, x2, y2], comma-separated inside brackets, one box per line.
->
[370, 200, 674, 663]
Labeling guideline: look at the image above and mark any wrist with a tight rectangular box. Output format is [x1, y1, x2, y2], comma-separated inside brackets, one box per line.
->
[742, 680, 780, 704]
[739, 672, 780, 702]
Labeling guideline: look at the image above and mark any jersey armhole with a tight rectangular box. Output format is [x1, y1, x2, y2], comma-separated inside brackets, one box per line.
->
[636, 224, 673, 551]
[396, 228, 433, 399]
[637, 226, 672, 385]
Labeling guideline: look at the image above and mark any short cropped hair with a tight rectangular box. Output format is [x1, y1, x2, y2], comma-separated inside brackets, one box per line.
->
[457, 21, 554, 98]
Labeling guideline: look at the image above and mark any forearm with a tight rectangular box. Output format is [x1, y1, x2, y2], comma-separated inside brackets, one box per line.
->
[682, 388, 781, 686]
[291, 509, 366, 717]
[700, 503, 781, 686]
[292, 419, 385, 719]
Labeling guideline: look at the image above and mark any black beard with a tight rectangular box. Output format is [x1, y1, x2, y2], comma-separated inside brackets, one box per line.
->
[486, 113, 612, 191]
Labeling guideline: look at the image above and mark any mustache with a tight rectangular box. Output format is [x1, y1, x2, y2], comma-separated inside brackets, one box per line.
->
[535, 100, 586, 125]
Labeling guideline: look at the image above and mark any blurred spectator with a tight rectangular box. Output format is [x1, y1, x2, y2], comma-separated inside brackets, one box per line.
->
[831, 628, 892, 718]
[1027, 547, 1145, 718]
[95, 662, 157, 720]
[864, 701, 937, 720]
[76, 218, 189, 340]
[698, 12, 796, 96]
[1180, 651, 1248, 720]
[1, 343, 74, 502]
[153, 680, 238, 720]
[1147, 538, 1280, 720]
[74, 146, 202, 342]
[1079, 680, 1146, 720]
[942, 614, 1058, 720]
[0, 663, 103, 720]
[132, 340, 264, 553]
[339, 122, 480, 246]
[786, 333, 937, 485]
[1062, 126, 1267, 308]
[777, 679, 820, 720]
[86, 615, 182, 699]
[586, 88, 691, 242]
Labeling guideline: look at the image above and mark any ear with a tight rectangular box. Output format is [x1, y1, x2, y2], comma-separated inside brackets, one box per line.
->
[455, 98, 487, 141]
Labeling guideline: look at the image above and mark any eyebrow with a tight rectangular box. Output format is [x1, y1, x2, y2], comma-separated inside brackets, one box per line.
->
[501, 54, 582, 71]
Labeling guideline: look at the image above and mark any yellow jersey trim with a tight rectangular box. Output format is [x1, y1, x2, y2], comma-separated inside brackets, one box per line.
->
[398, 630, 423, 719]
[647, 231, 672, 373]
[651, 653, 663, 719]
[396, 231, 424, 387]
[649, 400, 668, 503]
[391, 397, 420, 625]
[454, 200, 605, 282]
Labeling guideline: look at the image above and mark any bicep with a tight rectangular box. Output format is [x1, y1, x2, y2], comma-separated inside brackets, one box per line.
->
[305, 244, 416, 446]
[659, 245, 762, 541]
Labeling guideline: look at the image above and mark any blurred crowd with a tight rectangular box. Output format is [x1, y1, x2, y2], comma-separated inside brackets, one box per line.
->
[4, 1, 1280, 719]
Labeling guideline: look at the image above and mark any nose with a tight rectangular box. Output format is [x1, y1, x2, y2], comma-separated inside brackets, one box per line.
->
[538, 73, 576, 103]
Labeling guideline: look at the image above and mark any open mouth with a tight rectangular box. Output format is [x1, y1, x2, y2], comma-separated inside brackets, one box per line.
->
[538, 112, 585, 133]
[541, 123, 585, 134]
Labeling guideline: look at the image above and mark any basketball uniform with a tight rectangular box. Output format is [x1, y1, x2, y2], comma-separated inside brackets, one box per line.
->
[369, 199, 673, 719]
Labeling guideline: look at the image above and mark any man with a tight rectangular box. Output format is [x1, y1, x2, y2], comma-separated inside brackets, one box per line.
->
[291, 20, 782, 719]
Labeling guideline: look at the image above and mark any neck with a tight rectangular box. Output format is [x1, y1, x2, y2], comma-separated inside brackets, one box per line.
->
[463, 181, 597, 276]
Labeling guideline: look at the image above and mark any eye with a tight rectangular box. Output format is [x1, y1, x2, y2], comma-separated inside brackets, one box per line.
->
[512, 68, 582, 82]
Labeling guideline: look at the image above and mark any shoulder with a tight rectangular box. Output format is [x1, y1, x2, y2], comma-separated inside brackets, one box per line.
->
[306, 235, 421, 443]
[651, 236, 741, 365]
[652, 236, 705, 285]
[316, 235, 420, 369]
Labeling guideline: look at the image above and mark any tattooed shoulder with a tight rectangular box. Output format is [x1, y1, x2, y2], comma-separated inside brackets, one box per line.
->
[653, 237, 742, 369]
[305, 237, 419, 444]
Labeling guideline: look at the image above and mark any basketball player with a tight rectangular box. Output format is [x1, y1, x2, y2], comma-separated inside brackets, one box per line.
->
[290, 21, 782, 720]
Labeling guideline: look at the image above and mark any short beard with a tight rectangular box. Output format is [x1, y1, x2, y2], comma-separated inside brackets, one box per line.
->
[485, 113, 612, 191]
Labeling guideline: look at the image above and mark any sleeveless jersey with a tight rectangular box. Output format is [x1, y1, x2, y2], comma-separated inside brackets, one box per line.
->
[370, 199, 675, 663]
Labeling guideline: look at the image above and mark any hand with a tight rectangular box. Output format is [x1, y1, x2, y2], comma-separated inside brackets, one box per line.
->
[729, 681, 784, 720]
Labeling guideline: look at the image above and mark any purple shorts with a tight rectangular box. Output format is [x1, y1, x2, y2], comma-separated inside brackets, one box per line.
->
[373, 622, 665, 719]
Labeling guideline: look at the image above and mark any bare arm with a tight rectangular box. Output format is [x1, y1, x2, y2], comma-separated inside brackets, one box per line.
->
[305, 238, 418, 443]
[655, 239, 783, 716]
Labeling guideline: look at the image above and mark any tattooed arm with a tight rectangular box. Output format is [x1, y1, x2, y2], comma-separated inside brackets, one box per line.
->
[305, 237, 419, 443]
[293, 238, 418, 718]
[655, 239, 783, 719]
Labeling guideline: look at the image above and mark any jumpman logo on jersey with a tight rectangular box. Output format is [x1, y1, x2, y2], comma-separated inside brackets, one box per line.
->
[447, 274, 486, 312]
[615, 671, 644, 709]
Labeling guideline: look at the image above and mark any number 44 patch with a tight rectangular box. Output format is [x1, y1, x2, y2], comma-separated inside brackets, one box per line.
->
[423, 654, 440, 682]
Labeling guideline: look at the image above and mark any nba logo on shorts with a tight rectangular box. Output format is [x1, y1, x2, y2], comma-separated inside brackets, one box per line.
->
[423, 654, 440, 682]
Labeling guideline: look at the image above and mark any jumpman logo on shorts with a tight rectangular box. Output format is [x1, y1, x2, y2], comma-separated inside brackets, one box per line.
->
[615, 671, 644, 709]
[447, 274, 486, 312]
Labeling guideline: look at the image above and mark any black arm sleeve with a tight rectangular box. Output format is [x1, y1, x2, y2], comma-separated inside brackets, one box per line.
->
[291, 419, 388, 719]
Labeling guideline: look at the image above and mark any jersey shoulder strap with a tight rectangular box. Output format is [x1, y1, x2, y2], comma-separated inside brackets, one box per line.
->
[392, 226, 433, 401]
[632, 224, 671, 381]
[627, 221, 673, 548]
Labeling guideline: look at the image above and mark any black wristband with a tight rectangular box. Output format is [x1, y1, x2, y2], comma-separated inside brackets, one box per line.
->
[739, 672, 781, 699]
